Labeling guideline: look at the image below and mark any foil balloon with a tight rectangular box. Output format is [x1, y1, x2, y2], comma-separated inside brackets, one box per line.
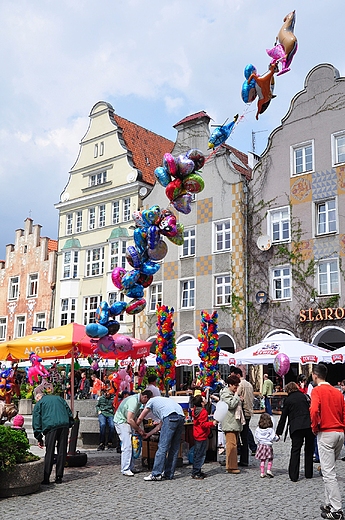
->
[273, 353, 290, 377]
[163, 153, 178, 177]
[132, 210, 145, 228]
[183, 172, 205, 194]
[123, 283, 144, 299]
[111, 267, 126, 290]
[176, 154, 195, 177]
[142, 205, 161, 226]
[273, 10, 298, 76]
[126, 245, 142, 268]
[147, 225, 160, 249]
[171, 193, 192, 214]
[208, 114, 239, 149]
[154, 166, 172, 187]
[167, 223, 184, 245]
[140, 260, 161, 276]
[137, 273, 153, 288]
[126, 298, 147, 315]
[159, 210, 177, 237]
[95, 301, 109, 325]
[86, 323, 109, 339]
[241, 64, 257, 103]
[105, 320, 120, 335]
[134, 227, 148, 254]
[186, 149, 205, 170]
[121, 269, 140, 289]
[247, 62, 278, 120]
[165, 178, 183, 201]
[109, 301, 128, 316]
[148, 239, 168, 261]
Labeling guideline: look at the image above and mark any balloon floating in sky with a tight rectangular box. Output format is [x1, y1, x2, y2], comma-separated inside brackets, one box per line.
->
[208, 114, 239, 149]
[267, 10, 298, 76]
[247, 61, 278, 120]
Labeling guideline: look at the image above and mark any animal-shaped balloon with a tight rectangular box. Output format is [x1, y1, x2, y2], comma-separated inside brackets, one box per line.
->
[208, 114, 239, 149]
[27, 352, 50, 385]
[267, 11, 298, 76]
[247, 62, 278, 120]
[241, 64, 257, 103]
[116, 368, 132, 393]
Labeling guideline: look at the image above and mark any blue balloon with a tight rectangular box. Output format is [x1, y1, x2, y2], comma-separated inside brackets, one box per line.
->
[154, 166, 172, 187]
[140, 260, 161, 276]
[134, 228, 148, 255]
[109, 301, 128, 316]
[86, 323, 108, 339]
[148, 225, 160, 250]
[122, 269, 140, 289]
[123, 283, 144, 299]
[241, 64, 257, 103]
[208, 115, 239, 149]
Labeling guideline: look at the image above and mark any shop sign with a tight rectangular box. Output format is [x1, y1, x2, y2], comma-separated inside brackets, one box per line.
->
[176, 359, 193, 366]
[300, 307, 345, 322]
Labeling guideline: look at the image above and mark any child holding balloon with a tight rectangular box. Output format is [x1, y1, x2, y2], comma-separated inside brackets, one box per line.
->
[191, 395, 218, 480]
[255, 412, 279, 478]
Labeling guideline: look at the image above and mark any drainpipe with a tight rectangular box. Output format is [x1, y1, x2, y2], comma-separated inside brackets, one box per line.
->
[243, 180, 249, 348]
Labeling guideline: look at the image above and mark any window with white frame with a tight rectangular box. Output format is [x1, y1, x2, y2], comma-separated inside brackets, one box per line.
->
[60, 298, 76, 326]
[108, 292, 124, 321]
[215, 275, 231, 305]
[0, 317, 7, 341]
[35, 313, 46, 329]
[99, 204, 106, 228]
[86, 247, 104, 276]
[27, 273, 38, 297]
[332, 132, 345, 166]
[63, 251, 79, 279]
[110, 240, 127, 270]
[15, 316, 26, 338]
[318, 259, 339, 296]
[83, 296, 101, 325]
[291, 141, 314, 175]
[112, 201, 120, 224]
[76, 211, 83, 233]
[8, 276, 19, 300]
[182, 228, 195, 257]
[149, 283, 163, 312]
[123, 198, 131, 222]
[316, 199, 337, 235]
[268, 207, 290, 243]
[181, 279, 195, 309]
[100, 141, 104, 156]
[214, 219, 231, 252]
[66, 213, 73, 235]
[272, 266, 291, 300]
[88, 207, 96, 230]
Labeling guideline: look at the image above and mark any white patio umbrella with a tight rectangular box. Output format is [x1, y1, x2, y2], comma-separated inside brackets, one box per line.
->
[326, 345, 345, 364]
[146, 338, 233, 366]
[228, 333, 332, 365]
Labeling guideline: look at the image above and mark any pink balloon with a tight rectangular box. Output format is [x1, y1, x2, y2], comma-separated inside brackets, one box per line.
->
[273, 353, 290, 377]
[111, 267, 126, 289]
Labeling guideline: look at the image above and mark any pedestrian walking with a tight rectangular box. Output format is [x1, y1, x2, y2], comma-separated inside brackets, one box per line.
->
[191, 394, 217, 479]
[255, 412, 279, 478]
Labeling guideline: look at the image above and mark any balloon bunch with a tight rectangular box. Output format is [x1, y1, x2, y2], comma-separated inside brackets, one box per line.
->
[197, 311, 219, 390]
[155, 305, 176, 391]
[241, 10, 298, 119]
[154, 149, 206, 214]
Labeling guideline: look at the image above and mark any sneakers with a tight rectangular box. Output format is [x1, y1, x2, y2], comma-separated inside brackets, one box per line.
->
[97, 443, 105, 451]
[321, 505, 332, 514]
[123, 470, 134, 477]
[260, 473, 266, 478]
[321, 510, 344, 520]
[191, 474, 205, 480]
[266, 470, 274, 478]
[144, 473, 162, 481]
[106, 443, 113, 450]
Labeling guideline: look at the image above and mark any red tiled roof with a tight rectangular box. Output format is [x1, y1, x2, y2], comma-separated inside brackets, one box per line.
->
[113, 114, 174, 185]
[173, 111, 210, 128]
[224, 144, 252, 180]
[47, 239, 58, 252]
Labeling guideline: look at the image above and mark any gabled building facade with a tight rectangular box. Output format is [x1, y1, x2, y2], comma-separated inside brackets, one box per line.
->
[54, 101, 173, 332]
[142, 111, 251, 352]
[0, 218, 57, 341]
[248, 63, 345, 382]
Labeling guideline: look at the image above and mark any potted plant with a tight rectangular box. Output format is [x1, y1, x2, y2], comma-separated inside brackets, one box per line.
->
[18, 383, 34, 414]
[0, 424, 44, 497]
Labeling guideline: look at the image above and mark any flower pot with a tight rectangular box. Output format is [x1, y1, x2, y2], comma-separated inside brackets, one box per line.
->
[18, 399, 32, 415]
[0, 458, 44, 497]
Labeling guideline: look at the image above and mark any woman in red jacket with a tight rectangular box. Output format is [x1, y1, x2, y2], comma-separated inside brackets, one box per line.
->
[191, 395, 217, 479]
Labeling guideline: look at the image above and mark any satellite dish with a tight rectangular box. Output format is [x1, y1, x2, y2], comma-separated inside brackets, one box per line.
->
[256, 235, 272, 251]
[61, 192, 70, 202]
[139, 187, 148, 198]
[127, 171, 138, 183]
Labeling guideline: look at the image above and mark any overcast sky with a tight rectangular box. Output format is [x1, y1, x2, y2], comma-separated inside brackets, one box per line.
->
[0, 1, 344, 258]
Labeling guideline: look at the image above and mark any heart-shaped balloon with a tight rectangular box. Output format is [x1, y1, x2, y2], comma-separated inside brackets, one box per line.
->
[140, 260, 161, 276]
[109, 301, 128, 316]
[126, 246, 142, 268]
[111, 267, 126, 289]
[126, 298, 147, 315]
[167, 223, 184, 245]
[154, 166, 172, 187]
[142, 205, 161, 226]
[163, 153, 178, 177]
[134, 227, 148, 254]
[176, 154, 195, 177]
[148, 239, 168, 261]
[159, 211, 177, 237]
[165, 178, 183, 201]
[183, 172, 205, 193]
[122, 269, 140, 289]
[147, 225, 160, 249]
[171, 193, 192, 214]
[186, 149, 205, 170]
[132, 210, 145, 228]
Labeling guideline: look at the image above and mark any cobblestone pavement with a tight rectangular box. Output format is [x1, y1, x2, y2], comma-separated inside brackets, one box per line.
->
[3, 415, 345, 520]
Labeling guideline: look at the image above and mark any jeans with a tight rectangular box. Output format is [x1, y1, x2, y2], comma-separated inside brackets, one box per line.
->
[152, 413, 184, 479]
[115, 422, 134, 473]
[264, 396, 272, 415]
[98, 414, 115, 445]
[317, 431, 344, 512]
[192, 440, 207, 476]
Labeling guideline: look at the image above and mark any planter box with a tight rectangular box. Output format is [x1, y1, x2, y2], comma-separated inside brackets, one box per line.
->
[0, 458, 44, 497]
[18, 399, 33, 415]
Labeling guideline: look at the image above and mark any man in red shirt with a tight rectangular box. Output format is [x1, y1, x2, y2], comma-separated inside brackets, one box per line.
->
[310, 363, 345, 520]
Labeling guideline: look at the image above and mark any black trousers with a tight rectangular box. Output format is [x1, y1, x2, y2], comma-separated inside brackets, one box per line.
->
[239, 416, 255, 465]
[44, 427, 69, 482]
[288, 427, 314, 482]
